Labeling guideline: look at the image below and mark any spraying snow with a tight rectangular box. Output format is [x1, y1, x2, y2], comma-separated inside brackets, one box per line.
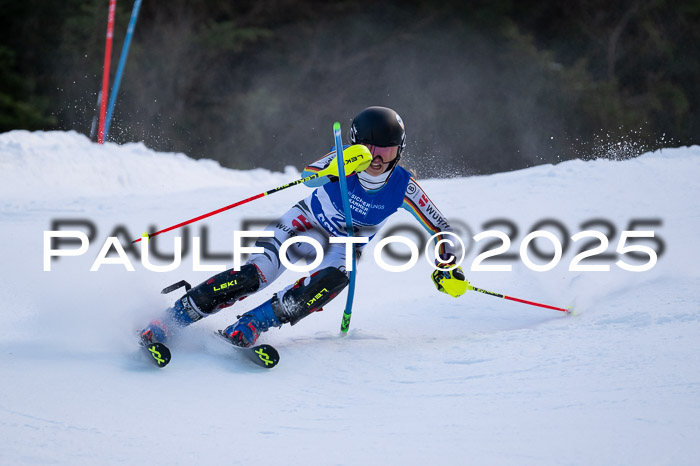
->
[1, 130, 699, 465]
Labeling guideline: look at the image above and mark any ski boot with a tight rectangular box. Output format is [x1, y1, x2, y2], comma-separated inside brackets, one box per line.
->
[138, 320, 173, 367]
[221, 298, 282, 347]
[149, 263, 265, 331]
[221, 267, 349, 347]
[139, 320, 169, 347]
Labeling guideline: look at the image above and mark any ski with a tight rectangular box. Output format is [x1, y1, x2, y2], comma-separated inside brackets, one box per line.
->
[217, 330, 280, 369]
[138, 332, 279, 369]
[143, 341, 171, 368]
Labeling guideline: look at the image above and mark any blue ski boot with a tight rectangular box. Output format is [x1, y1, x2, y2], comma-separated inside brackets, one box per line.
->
[139, 320, 169, 346]
[221, 298, 282, 348]
[137, 298, 191, 347]
[221, 267, 350, 347]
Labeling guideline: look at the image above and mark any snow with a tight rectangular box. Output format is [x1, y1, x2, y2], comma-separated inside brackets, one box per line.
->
[1, 130, 699, 465]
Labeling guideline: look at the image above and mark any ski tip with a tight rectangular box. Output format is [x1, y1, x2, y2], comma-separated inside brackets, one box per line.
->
[216, 331, 280, 369]
[333, 122, 341, 131]
[145, 342, 171, 368]
[249, 344, 280, 369]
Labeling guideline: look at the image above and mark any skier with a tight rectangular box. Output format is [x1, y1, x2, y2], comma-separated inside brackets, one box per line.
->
[140, 106, 468, 349]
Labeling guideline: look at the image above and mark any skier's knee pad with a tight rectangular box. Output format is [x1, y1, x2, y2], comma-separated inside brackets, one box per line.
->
[176, 264, 262, 322]
[271, 267, 349, 326]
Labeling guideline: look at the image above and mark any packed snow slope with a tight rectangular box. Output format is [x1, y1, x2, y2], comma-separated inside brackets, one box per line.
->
[1, 130, 699, 465]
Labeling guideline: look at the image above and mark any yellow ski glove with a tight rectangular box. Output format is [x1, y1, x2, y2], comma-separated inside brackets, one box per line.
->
[431, 265, 469, 298]
[320, 144, 372, 179]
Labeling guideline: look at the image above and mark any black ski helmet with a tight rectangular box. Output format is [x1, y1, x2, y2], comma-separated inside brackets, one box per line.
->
[349, 106, 406, 166]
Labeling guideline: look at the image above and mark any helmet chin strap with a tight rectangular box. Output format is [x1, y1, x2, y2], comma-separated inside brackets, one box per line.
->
[379, 158, 400, 185]
[386, 153, 401, 171]
[386, 141, 404, 172]
[358, 159, 398, 191]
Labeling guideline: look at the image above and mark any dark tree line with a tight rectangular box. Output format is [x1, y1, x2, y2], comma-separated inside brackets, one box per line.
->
[1, 0, 698, 176]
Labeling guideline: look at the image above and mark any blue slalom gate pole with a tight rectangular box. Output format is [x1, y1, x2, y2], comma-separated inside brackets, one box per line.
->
[333, 122, 357, 333]
[104, 0, 142, 140]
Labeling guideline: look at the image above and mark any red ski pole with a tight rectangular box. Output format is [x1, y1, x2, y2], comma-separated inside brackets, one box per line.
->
[133, 191, 266, 243]
[132, 173, 321, 243]
[132, 147, 372, 243]
[468, 283, 570, 313]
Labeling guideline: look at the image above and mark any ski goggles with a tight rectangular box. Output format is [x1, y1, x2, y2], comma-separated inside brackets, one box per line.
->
[366, 144, 399, 164]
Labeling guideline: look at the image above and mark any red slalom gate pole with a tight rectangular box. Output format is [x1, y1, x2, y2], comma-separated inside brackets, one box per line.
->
[468, 283, 570, 313]
[98, 0, 117, 144]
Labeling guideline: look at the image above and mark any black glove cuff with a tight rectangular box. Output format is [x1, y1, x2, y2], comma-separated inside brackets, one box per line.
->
[435, 253, 456, 268]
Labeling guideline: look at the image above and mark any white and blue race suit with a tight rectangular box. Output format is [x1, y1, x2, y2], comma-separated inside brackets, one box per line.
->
[244, 149, 456, 301]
